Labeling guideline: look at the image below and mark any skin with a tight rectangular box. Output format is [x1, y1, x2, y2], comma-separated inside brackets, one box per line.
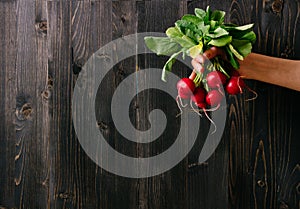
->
[190, 47, 300, 92]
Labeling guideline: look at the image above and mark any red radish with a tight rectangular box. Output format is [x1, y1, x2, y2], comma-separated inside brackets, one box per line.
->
[206, 71, 227, 88]
[225, 76, 245, 95]
[190, 90, 222, 134]
[191, 87, 206, 104]
[197, 102, 207, 109]
[225, 76, 258, 101]
[206, 89, 224, 107]
[177, 78, 196, 99]
[190, 99, 218, 134]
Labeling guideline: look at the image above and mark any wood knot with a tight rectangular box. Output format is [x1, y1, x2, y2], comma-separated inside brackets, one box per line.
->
[117, 67, 125, 77]
[257, 179, 266, 188]
[37, 20, 47, 34]
[279, 201, 289, 209]
[20, 103, 32, 119]
[41, 89, 51, 100]
[121, 14, 126, 23]
[72, 62, 82, 75]
[188, 162, 208, 169]
[281, 46, 293, 58]
[47, 75, 53, 90]
[97, 120, 108, 131]
[58, 192, 73, 200]
[272, 0, 283, 14]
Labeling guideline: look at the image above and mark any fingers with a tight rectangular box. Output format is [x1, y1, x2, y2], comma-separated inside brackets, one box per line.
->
[191, 47, 227, 74]
[203, 46, 219, 59]
[191, 59, 204, 73]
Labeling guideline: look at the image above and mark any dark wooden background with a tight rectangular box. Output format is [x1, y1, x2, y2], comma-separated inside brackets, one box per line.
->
[0, 0, 299, 208]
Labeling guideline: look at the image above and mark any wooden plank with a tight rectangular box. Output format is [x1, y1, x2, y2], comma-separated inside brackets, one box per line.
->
[0, 1, 17, 208]
[137, 1, 188, 209]
[71, 1, 114, 208]
[47, 1, 75, 208]
[13, 0, 49, 208]
[108, 1, 139, 208]
[188, 165, 209, 209]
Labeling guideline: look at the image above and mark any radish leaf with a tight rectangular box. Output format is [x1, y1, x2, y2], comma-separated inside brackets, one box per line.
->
[211, 10, 225, 24]
[189, 42, 204, 58]
[207, 27, 229, 38]
[229, 44, 244, 60]
[231, 39, 252, 57]
[225, 46, 240, 69]
[208, 35, 232, 47]
[166, 27, 183, 38]
[162, 50, 183, 82]
[195, 8, 206, 19]
[144, 37, 180, 56]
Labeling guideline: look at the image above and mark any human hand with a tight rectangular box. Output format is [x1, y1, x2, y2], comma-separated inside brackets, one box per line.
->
[191, 47, 300, 91]
[190, 47, 227, 80]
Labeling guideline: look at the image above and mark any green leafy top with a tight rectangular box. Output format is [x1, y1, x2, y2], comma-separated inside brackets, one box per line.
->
[144, 6, 256, 81]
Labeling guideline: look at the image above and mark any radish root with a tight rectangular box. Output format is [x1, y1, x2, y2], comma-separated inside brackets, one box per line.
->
[237, 76, 258, 101]
[203, 109, 217, 134]
[245, 86, 258, 101]
[200, 103, 220, 112]
[217, 85, 224, 96]
[176, 96, 183, 117]
[190, 99, 203, 117]
[237, 76, 243, 93]
[179, 96, 188, 108]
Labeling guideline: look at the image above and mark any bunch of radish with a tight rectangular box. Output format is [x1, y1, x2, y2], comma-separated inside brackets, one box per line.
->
[176, 69, 257, 134]
[144, 6, 258, 134]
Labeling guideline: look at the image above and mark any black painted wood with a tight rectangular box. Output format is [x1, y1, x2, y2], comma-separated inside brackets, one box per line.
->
[0, 0, 299, 209]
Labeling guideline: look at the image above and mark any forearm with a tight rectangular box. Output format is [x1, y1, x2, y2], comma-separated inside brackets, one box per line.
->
[238, 53, 300, 91]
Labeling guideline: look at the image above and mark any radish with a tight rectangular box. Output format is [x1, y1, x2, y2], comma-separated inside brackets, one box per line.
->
[176, 78, 196, 116]
[196, 102, 207, 109]
[206, 71, 227, 88]
[190, 98, 218, 134]
[191, 87, 206, 104]
[206, 71, 227, 96]
[176, 78, 196, 99]
[225, 76, 245, 95]
[204, 88, 223, 134]
[190, 89, 224, 134]
[225, 76, 258, 101]
[206, 89, 224, 107]
[190, 87, 206, 118]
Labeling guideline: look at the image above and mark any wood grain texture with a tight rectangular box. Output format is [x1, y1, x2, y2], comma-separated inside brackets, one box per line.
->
[0, 0, 299, 209]
[227, 0, 300, 209]
[13, 0, 49, 208]
[47, 1, 76, 208]
[136, 1, 188, 209]
[0, 1, 17, 208]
